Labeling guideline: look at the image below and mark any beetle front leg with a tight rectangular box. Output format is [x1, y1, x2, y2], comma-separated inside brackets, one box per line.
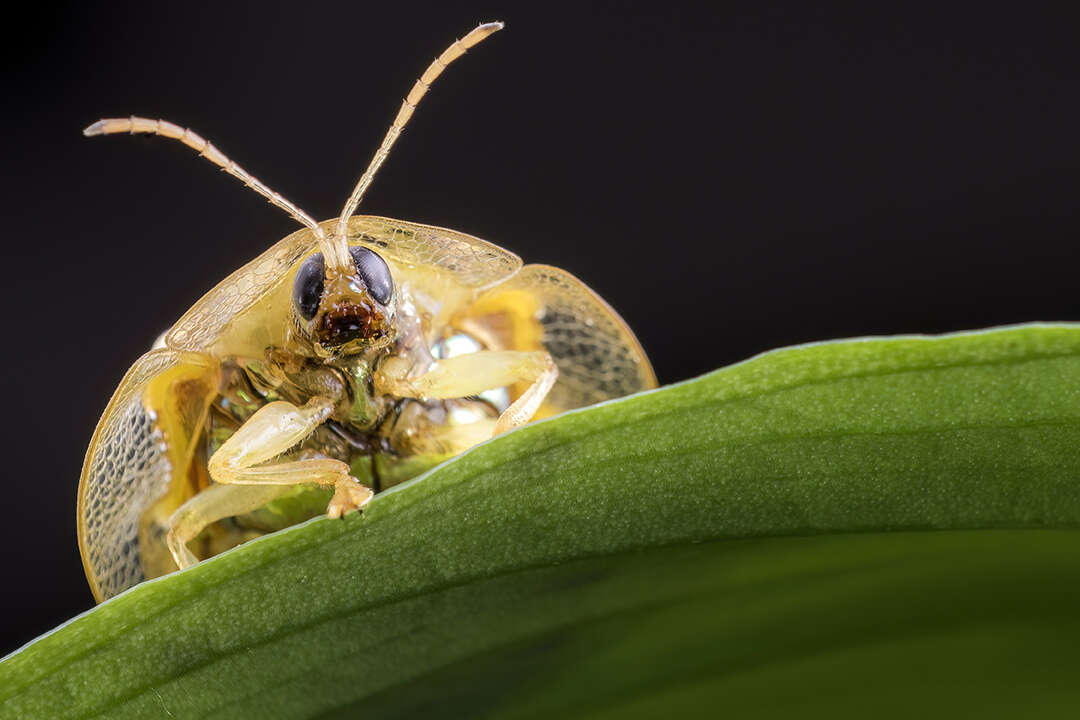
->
[490, 354, 558, 435]
[376, 350, 558, 436]
[165, 396, 372, 569]
[205, 396, 374, 518]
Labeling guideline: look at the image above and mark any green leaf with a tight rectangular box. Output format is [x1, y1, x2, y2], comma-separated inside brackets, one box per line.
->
[5, 323, 1080, 719]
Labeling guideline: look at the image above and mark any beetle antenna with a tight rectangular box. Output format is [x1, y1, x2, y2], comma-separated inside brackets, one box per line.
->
[83, 117, 333, 251]
[335, 21, 504, 243]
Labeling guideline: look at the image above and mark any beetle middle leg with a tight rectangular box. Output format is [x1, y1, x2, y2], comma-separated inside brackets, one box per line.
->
[166, 396, 372, 569]
[166, 484, 293, 568]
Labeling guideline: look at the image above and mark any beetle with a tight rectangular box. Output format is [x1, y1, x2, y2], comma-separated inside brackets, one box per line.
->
[77, 21, 656, 602]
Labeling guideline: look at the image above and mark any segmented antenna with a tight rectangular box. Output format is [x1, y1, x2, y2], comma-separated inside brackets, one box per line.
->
[83, 117, 332, 252]
[335, 21, 504, 243]
[84, 21, 504, 274]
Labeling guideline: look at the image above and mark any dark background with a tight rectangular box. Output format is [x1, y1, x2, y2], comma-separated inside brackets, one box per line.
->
[3, 2, 1079, 653]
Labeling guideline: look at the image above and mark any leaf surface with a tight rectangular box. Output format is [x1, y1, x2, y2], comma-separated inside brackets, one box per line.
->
[4, 324, 1080, 718]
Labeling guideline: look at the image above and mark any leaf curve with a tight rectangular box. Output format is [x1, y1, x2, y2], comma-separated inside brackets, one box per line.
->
[4, 324, 1080, 718]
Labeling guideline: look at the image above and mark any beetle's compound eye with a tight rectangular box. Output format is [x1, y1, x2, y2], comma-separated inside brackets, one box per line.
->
[350, 246, 394, 305]
[292, 252, 325, 321]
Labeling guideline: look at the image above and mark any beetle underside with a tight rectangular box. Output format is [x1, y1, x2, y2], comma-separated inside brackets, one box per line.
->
[137, 338, 504, 579]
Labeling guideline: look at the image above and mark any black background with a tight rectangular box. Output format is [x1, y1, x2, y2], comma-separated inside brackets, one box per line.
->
[3, 2, 1080, 653]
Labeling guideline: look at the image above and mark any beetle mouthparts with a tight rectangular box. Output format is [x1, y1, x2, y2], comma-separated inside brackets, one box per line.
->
[318, 304, 388, 347]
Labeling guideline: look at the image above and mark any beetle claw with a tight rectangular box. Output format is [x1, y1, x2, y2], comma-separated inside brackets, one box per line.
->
[327, 479, 373, 519]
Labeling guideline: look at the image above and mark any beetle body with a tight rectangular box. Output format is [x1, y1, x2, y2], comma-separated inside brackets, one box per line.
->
[77, 24, 656, 602]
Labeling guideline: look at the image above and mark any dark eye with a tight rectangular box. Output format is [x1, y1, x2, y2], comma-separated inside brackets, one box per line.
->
[350, 246, 394, 305]
[292, 252, 325, 321]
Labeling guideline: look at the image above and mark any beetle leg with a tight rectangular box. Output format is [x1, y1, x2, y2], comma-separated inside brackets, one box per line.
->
[375, 350, 558, 436]
[492, 354, 558, 435]
[165, 396, 372, 569]
[166, 484, 293, 569]
[207, 396, 373, 517]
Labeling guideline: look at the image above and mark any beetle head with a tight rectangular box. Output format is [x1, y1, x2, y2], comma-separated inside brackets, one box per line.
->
[291, 244, 396, 356]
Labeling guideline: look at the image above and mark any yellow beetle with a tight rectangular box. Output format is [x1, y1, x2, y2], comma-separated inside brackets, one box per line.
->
[77, 22, 656, 603]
